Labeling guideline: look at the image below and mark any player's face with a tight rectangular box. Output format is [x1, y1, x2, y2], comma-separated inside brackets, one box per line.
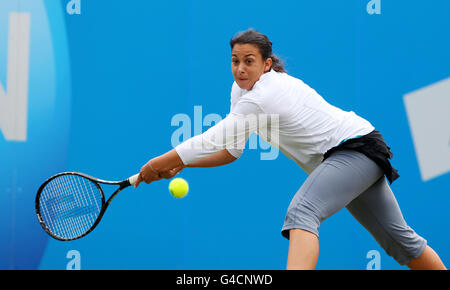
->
[231, 44, 272, 90]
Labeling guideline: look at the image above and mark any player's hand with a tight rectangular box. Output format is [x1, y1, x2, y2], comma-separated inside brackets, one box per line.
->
[134, 160, 162, 188]
[159, 165, 184, 179]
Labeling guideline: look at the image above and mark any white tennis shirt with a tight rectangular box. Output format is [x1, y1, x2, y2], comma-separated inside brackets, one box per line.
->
[175, 70, 374, 174]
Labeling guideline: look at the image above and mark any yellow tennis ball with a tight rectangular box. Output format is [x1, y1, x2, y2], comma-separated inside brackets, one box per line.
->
[169, 177, 189, 198]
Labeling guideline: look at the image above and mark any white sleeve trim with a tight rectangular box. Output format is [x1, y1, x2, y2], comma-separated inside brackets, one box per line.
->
[226, 148, 243, 159]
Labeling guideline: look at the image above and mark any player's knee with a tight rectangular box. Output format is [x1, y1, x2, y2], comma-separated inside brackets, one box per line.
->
[375, 227, 427, 265]
[282, 198, 322, 239]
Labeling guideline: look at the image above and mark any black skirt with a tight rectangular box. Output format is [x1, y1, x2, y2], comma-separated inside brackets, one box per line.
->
[323, 130, 400, 184]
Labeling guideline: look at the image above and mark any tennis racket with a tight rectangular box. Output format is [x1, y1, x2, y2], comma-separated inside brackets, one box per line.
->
[35, 172, 139, 241]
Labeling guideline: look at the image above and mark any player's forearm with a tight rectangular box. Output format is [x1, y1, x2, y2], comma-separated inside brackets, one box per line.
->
[151, 149, 184, 173]
[185, 149, 237, 168]
[173, 112, 250, 167]
[150, 148, 236, 174]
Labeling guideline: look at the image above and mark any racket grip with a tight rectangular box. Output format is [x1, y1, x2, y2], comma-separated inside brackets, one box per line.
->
[129, 173, 139, 185]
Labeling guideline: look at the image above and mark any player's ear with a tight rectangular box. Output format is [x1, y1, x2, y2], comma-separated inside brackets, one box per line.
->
[265, 58, 273, 72]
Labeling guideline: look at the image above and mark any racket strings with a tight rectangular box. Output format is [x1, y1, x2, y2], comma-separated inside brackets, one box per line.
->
[39, 175, 103, 240]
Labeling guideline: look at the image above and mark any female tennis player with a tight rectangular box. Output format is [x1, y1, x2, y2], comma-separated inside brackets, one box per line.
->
[134, 29, 446, 270]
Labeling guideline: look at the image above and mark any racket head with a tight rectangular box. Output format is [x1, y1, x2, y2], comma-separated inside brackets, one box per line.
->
[35, 172, 106, 241]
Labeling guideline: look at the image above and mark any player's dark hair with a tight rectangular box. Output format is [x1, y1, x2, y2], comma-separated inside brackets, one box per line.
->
[230, 29, 286, 73]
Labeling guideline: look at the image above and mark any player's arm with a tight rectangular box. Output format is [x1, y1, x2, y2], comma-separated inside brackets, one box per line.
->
[185, 149, 237, 168]
[135, 101, 259, 187]
[135, 148, 238, 187]
[135, 118, 247, 187]
[146, 148, 238, 171]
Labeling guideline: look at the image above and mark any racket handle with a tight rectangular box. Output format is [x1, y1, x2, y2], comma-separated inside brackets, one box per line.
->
[128, 173, 139, 185]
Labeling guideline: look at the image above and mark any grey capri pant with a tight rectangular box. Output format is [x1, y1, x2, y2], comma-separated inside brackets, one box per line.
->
[281, 150, 427, 265]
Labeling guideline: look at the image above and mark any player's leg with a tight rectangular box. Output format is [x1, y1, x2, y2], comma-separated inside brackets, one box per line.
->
[282, 150, 384, 269]
[346, 177, 446, 269]
[407, 245, 446, 270]
[286, 229, 319, 270]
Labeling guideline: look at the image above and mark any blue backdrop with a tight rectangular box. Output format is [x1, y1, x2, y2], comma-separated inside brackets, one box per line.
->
[0, 0, 449, 270]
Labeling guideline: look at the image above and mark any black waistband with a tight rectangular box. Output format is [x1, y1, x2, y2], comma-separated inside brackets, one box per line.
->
[323, 130, 400, 184]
